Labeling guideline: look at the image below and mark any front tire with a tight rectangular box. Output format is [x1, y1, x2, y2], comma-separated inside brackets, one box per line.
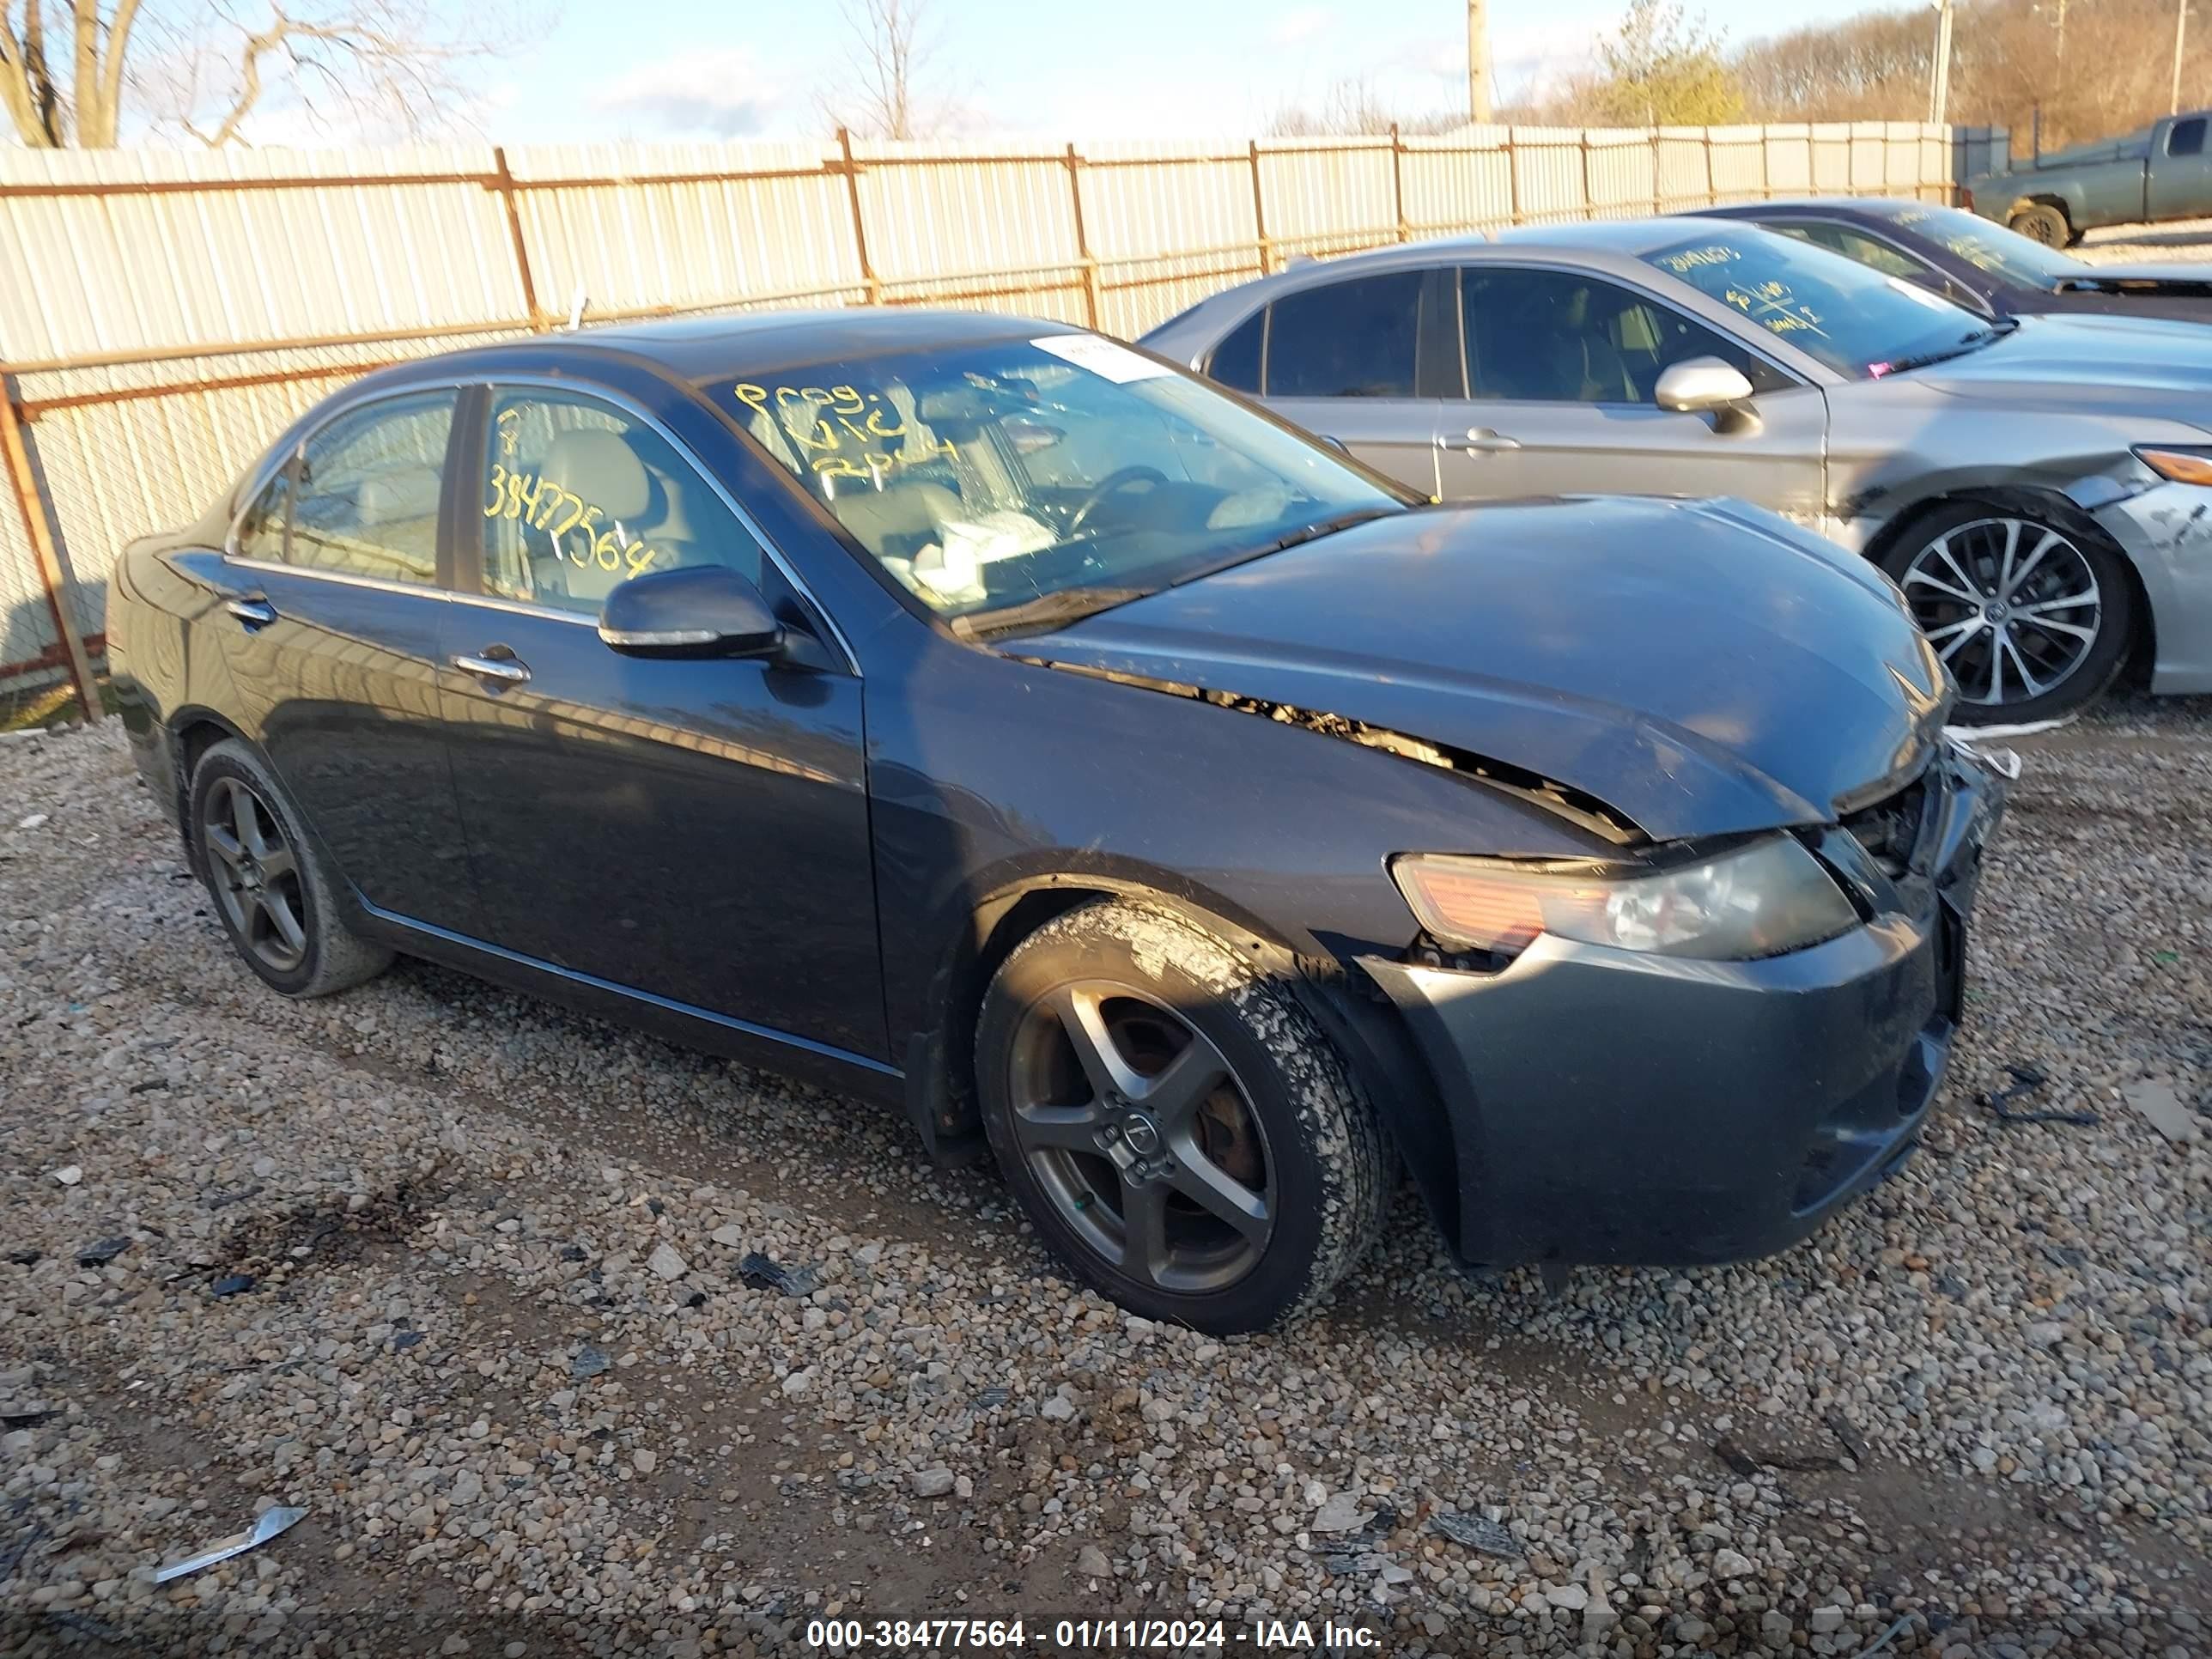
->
[975, 901, 1388, 1333]
[1881, 503, 2134, 725]
[187, 738, 394, 997]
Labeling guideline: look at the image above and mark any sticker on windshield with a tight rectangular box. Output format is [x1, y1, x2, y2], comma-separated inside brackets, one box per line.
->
[1030, 335, 1170, 383]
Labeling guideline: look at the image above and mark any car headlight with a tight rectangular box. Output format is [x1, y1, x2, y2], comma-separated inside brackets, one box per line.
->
[1391, 836, 1857, 963]
[2135, 445, 2212, 486]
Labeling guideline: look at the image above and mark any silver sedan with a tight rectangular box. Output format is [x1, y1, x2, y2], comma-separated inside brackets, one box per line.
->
[1143, 218, 2212, 723]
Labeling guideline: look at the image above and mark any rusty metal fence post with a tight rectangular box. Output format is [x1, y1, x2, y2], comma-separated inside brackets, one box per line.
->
[1248, 141, 1272, 276]
[489, 147, 546, 331]
[1064, 144, 1101, 327]
[1389, 125, 1409, 242]
[0, 373, 100, 721]
[836, 129, 884, 304]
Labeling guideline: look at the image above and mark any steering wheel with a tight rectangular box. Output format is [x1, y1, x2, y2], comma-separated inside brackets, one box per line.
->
[1067, 465, 1169, 537]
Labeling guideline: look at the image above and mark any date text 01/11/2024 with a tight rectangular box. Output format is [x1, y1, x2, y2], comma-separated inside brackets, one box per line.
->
[801, 1618, 1385, 1650]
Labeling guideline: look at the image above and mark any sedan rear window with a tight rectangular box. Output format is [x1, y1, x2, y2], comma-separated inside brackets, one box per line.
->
[1644, 230, 1991, 380]
[729, 335, 1400, 619]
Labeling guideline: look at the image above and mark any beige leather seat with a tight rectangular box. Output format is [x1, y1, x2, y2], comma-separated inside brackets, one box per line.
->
[830, 480, 963, 558]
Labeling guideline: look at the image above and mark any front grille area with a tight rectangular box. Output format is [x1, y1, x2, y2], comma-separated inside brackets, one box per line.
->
[1840, 776, 1930, 879]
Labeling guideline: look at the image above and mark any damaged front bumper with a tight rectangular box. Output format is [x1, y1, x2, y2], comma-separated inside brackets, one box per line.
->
[2087, 477, 2212, 694]
[1358, 744, 2003, 1269]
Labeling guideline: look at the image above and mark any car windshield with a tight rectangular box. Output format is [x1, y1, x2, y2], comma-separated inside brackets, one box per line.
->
[1644, 228, 1996, 380]
[1883, 204, 2083, 288]
[726, 334, 1404, 623]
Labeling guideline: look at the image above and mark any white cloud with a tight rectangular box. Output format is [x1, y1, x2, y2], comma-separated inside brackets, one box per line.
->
[589, 46, 787, 138]
[1269, 5, 1333, 47]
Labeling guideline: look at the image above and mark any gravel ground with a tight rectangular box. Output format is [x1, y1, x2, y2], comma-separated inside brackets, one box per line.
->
[1, 696, 2206, 1659]
[2075, 222, 2212, 264]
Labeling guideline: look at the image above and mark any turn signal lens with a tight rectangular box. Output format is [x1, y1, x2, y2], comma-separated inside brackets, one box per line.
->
[1392, 836, 1857, 963]
[2136, 446, 2212, 486]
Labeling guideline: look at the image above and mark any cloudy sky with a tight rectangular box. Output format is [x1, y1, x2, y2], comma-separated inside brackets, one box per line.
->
[454, 0, 1898, 144]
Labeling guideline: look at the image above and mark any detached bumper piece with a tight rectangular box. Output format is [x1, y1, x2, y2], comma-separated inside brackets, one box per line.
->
[1363, 746, 2002, 1269]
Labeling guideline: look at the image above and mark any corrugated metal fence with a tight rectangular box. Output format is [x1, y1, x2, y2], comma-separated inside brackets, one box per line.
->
[0, 118, 2007, 705]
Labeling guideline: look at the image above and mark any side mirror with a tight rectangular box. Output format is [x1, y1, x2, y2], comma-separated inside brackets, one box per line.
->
[1655, 356, 1757, 414]
[598, 564, 783, 660]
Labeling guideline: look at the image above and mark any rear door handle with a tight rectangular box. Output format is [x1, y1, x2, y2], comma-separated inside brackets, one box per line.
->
[1461, 428, 1522, 453]
[451, 651, 532, 686]
[224, 596, 278, 628]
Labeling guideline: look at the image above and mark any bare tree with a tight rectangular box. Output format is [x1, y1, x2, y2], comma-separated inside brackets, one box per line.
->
[1267, 76, 1462, 137]
[823, 0, 939, 140]
[1729, 0, 2212, 151]
[2, 1, 511, 149]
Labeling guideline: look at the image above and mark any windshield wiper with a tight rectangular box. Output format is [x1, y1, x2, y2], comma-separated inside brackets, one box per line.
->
[951, 583, 1155, 641]
[1874, 316, 2021, 377]
[1176, 506, 1399, 586]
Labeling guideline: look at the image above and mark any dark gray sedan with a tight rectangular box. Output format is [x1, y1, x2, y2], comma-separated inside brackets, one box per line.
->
[107, 310, 1998, 1332]
[1695, 197, 2212, 325]
[1144, 218, 2212, 723]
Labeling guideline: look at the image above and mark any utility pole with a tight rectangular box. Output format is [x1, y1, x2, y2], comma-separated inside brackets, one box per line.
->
[1468, 0, 1492, 124]
[2174, 0, 2191, 114]
[1928, 0, 1955, 125]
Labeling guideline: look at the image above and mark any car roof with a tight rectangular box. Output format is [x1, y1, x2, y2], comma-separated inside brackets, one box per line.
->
[1489, 214, 1746, 255]
[422, 307, 1080, 386]
[1698, 196, 1934, 221]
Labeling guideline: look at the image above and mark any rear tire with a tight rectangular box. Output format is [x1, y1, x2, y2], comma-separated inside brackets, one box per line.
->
[2007, 202, 2070, 247]
[1880, 501, 2134, 725]
[187, 738, 394, 998]
[974, 900, 1388, 1333]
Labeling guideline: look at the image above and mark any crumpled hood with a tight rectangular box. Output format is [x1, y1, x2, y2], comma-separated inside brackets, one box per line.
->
[1028, 498, 1949, 842]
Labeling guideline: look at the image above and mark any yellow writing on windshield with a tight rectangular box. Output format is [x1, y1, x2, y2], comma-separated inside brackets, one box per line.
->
[1721, 278, 1827, 340]
[734, 382, 957, 483]
[1658, 244, 1741, 275]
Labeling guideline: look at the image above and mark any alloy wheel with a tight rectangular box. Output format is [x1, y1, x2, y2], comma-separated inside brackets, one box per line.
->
[200, 775, 310, 975]
[1900, 516, 2102, 708]
[1004, 980, 1274, 1294]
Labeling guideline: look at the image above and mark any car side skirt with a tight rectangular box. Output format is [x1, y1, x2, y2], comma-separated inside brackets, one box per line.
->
[356, 902, 907, 1109]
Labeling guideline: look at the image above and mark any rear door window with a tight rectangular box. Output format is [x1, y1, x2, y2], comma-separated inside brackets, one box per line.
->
[1207, 309, 1265, 393]
[2169, 117, 2206, 156]
[478, 388, 766, 616]
[1264, 272, 1421, 398]
[285, 392, 458, 586]
[1768, 221, 1929, 282]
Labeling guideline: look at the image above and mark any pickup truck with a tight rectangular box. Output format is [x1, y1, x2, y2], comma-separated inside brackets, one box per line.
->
[1963, 109, 2212, 246]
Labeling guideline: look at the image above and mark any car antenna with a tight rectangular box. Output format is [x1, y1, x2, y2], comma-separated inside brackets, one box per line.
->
[563, 283, 588, 331]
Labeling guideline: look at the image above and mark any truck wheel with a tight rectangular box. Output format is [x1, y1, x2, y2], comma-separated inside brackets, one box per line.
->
[1883, 502, 2135, 725]
[2007, 203, 2070, 246]
[974, 900, 1389, 1333]
[188, 738, 395, 997]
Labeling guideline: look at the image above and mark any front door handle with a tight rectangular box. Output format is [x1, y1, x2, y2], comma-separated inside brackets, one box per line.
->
[1461, 428, 1522, 453]
[224, 596, 278, 628]
[452, 650, 532, 686]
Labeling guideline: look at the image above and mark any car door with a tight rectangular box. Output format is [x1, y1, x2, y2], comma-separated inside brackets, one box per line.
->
[437, 381, 886, 1060]
[214, 386, 483, 933]
[2148, 114, 2212, 220]
[1245, 268, 1445, 495]
[1436, 263, 1827, 525]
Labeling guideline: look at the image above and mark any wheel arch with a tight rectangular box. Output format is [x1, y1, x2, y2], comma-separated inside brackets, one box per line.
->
[1862, 483, 2156, 678]
[903, 865, 1462, 1248]
[2005, 192, 2077, 237]
[167, 707, 253, 836]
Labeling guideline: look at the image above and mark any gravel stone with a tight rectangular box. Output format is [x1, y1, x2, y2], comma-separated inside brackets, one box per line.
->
[0, 653, 2207, 1654]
